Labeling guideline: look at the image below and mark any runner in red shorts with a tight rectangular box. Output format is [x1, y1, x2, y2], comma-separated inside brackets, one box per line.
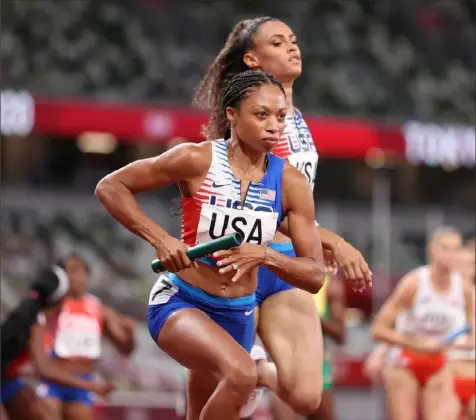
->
[371, 228, 474, 420]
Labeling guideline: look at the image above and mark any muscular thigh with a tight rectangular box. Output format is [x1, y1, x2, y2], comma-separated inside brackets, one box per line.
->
[158, 308, 252, 374]
[422, 367, 459, 420]
[63, 403, 93, 420]
[41, 398, 62, 418]
[5, 386, 61, 420]
[384, 366, 419, 420]
[258, 288, 323, 388]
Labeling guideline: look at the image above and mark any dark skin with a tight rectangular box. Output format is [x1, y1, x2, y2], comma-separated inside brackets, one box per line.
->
[95, 84, 326, 420]
[95, 84, 326, 295]
[43, 258, 133, 420]
[241, 19, 371, 289]
[320, 278, 346, 345]
[3, 307, 113, 420]
[64, 257, 135, 359]
[307, 278, 345, 420]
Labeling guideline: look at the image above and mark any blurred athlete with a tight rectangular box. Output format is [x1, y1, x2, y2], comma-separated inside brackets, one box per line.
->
[39, 254, 135, 420]
[308, 275, 345, 420]
[449, 240, 475, 420]
[266, 274, 346, 420]
[96, 70, 326, 420]
[1, 266, 114, 420]
[194, 16, 371, 417]
[371, 227, 474, 420]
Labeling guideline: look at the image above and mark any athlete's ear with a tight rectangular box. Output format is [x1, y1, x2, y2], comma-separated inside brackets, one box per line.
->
[243, 51, 260, 70]
[225, 106, 237, 126]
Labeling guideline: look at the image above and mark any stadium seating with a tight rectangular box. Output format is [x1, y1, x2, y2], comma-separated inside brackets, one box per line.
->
[2, 0, 474, 122]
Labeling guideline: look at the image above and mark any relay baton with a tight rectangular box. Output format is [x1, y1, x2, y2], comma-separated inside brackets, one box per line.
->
[441, 325, 470, 345]
[151, 232, 244, 273]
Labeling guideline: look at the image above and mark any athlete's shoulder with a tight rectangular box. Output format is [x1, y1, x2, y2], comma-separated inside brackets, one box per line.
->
[281, 161, 314, 210]
[85, 293, 102, 305]
[462, 277, 475, 296]
[395, 269, 420, 297]
[167, 141, 211, 161]
[282, 160, 308, 182]
[160, 141, 212, 175]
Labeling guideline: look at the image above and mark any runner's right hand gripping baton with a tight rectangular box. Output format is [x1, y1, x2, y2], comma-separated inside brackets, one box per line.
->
[151, 232, 244, 273]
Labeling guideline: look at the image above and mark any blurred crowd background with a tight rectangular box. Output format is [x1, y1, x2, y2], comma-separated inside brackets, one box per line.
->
[1, 0, 474, 419]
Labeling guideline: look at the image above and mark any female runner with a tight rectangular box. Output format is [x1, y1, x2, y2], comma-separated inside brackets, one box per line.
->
[371, 227, 474, 420]
[449, 240, 475, 420]
[194, 17, 371, 415]
[266, 274, 346, 420]
[307, 275, 345, 420]
[95, 70, 326, 420]
[0, 266, 114, 420]
[38, 254, 135, 420]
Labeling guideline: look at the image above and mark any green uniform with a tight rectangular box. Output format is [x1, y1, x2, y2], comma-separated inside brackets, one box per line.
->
[313, 276, 333, 390]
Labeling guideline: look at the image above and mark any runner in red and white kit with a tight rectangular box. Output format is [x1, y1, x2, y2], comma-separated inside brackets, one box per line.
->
[371, 227, 474, 420]
[194, 17, 372, 418]
[39, 254, 135, 420]
[1, 266, 114, 420]
[449, 240, 475, 420]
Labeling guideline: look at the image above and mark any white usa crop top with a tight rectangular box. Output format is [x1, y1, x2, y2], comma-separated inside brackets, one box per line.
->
[181, 140, 285, 265]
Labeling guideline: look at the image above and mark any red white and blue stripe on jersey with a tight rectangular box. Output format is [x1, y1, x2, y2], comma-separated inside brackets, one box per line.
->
[272, 110, 316, 160]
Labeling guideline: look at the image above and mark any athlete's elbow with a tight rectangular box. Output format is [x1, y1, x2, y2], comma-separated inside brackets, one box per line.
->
[306, 265, 325, 294]
[95, 176, 112, 202]
[95, 175, 122, 206]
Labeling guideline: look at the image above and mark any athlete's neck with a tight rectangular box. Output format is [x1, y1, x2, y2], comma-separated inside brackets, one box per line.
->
[69, 292, 85, 300]
[430, 263, 452, 290]
[228, 138, 267, 177]
[282, 82, 294, 112]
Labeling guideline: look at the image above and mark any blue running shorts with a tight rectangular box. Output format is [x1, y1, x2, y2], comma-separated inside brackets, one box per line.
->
[148, 273, 256, 352]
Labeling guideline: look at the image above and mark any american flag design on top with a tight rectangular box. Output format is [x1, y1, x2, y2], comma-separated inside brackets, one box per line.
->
[181, 140, 285, 266]
[259, 189, 276, 201]
[272, 110, 319, 192]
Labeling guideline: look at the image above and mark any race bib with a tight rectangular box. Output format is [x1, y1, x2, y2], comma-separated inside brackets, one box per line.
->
[196, 204, 278, 246]
[149, 275, 179, 305]
[54, 313, 101, 359]
[287, 151, 318, 191]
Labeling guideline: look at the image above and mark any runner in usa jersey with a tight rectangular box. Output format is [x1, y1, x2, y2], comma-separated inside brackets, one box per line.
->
[272, 110, 318, 191]
[371, 228, 474, 420]
[96, 70, 326, 420]
[38, 254, 135, 420]
[194, 17, 371, 419]
[0, 267, 113, 420]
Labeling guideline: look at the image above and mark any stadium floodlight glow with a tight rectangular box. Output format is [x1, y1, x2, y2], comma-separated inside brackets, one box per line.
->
[76, 132, 117, 154]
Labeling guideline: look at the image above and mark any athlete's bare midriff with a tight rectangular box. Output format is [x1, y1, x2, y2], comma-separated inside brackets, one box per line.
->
[272, 230, 291, 244]
[53, 356, 96, 375]
[177, 262, 258, 298]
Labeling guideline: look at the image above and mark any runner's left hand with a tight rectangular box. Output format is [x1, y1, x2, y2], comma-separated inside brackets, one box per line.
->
[330, 240, 372, 292]
[214, 244, 266, 283]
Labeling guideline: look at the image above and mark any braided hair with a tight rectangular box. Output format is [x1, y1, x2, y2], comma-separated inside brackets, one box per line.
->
[194, 17, 278, 140]
[1, 266, 69, 378]
[221, 70, 285, 138]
